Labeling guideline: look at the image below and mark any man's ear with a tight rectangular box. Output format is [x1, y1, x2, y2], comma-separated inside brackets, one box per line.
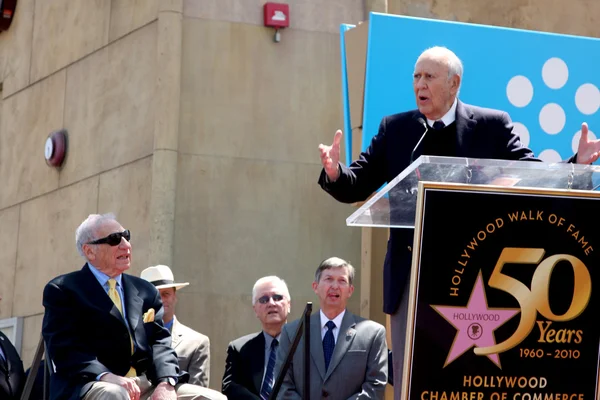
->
[83, 244, 96, 261]
[451, 74, 461, 94]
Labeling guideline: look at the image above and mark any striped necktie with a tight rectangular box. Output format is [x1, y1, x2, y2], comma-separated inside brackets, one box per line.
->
[260, 338, 278, 400]
[108, 279, 136, 378]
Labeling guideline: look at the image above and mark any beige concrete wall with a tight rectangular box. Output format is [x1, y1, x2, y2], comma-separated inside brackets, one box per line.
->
[2, 0, 600, 393]
[175, 13, 364, 388]
[389, 0, 600, 37]
[0, 1, 160, 368]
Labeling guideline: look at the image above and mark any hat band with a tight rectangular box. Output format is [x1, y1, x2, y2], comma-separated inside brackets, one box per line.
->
[151, 279, 175, 286]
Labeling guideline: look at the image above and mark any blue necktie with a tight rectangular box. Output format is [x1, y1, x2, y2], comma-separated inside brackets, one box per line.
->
[323, 320, 336, 371]
[260, 338, 278, 400]
[433, 120, 445, 129]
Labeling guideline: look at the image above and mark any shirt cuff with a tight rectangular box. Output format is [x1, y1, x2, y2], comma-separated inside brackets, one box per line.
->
[159, 377, 178, 386]
[96, 372, 109, 381]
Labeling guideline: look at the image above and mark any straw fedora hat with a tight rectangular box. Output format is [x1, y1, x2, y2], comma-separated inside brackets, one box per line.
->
[140, 265, 190, 290]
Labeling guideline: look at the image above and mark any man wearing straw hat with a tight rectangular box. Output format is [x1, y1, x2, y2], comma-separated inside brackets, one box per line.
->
[141, 265, 213, 390]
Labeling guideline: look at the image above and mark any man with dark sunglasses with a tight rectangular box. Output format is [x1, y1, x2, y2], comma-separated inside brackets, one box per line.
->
[222, 276, 291, 400]
[42, 213, 214, 400]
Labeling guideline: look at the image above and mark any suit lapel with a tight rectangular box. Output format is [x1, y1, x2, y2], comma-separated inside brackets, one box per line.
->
[455, 100, 477, 157]
[122, 275, 142, 335]
[251, 333, 266, 393]
[324, 311, 356, 382]
[171, 318, 183, 349]
[309, 312, 326, 379]
[80, 265, 124, 323]
[0, 334, 9, 372]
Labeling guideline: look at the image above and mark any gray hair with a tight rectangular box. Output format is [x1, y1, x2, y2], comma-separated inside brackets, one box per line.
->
[252, 276, 291, 305]
[314, 257, 355, 285]
[416, 46, 463, 89]
[75, 213, 117, 257]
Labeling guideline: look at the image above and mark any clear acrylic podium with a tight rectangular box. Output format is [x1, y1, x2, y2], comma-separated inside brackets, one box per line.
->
[346, 156, 600, 229]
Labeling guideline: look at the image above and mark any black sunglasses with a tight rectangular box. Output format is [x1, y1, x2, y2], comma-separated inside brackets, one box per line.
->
[258, 294, 284, 304]
[87, 230, 131, 246]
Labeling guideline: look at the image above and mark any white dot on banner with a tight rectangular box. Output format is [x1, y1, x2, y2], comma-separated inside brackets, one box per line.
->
[571, 129, 597, 153]
[506, 76, 533, 107]
[575, 83, 600, 115]
[539, 103, 565, 134]
[539, 149, 562, 163]
[542, 58, 568, 89]
[512, 122, 530, 147]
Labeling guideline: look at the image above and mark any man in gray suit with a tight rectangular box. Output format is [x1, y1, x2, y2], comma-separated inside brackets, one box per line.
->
[141, 264, 222, 399]
[276, 257, 388, 400]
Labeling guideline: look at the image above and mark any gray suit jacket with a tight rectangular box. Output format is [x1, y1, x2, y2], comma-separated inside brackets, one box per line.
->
[275, 310, 387, 400]
[171, 317, 211, 387]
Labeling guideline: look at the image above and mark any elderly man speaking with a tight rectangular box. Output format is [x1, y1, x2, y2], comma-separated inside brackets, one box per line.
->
[317, 46, 600, 400]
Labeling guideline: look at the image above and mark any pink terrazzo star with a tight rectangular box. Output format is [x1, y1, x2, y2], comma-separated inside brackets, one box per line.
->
[431, 272, 520, 368]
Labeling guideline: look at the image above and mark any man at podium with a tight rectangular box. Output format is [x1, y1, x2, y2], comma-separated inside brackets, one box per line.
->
[317, 46, 600, 400]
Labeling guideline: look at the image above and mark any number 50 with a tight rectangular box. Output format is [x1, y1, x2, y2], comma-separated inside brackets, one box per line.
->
[473, 248, 591, 356]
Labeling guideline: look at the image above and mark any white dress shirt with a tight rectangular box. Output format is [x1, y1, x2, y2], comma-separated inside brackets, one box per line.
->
[426, 97, 458, 127]
[319, 309, 346, 344]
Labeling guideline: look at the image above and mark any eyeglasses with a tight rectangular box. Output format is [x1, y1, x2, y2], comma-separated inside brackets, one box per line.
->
[87, 230, 131, 246]
[257, 294, 284, 304]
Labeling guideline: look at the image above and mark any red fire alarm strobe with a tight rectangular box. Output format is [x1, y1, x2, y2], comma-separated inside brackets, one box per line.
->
[0, 0, 17, 32]
[263, 2, 289, 42]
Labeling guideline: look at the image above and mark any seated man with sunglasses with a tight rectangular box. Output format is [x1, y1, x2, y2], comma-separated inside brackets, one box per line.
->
[42, 213, 217, 400]
[222, 276, 291, 400]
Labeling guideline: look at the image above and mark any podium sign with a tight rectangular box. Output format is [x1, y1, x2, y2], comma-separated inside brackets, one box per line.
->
[402, 182, 600, 400]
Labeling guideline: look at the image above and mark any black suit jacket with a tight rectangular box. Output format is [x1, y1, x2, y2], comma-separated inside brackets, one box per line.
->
[42, 264, 185, 400]
[318, 100, 574, 314]
[222, 332, 266, 400]
[0, 331, 25, 400]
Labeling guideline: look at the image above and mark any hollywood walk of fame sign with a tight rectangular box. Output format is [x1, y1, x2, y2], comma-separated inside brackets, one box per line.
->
[401, 182, 600, 400]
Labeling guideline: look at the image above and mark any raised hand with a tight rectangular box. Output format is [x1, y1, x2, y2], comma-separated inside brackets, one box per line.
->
[318, 130, 343, 181]
[576, 122, 600, 164]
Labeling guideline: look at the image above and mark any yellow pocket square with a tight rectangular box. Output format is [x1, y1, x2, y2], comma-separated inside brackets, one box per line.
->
[143, 308, 155, 323]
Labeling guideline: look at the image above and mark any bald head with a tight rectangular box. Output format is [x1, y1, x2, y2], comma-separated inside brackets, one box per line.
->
[415, 46, 463, 82]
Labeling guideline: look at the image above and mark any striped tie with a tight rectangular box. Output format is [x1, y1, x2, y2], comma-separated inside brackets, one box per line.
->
[108, 279, 136, 378]
[260, 338, 279, 400]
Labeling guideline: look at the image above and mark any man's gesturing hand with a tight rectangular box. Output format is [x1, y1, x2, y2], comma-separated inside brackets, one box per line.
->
[318, 130, 343, 182]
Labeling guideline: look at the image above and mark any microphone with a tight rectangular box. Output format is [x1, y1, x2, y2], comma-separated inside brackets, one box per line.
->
[410, 117, 429, 164]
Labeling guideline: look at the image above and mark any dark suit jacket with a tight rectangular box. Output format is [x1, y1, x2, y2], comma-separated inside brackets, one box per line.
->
[0, 331, 25, 400]
[42, 264, 185, 400]
[222, 332, 265, 400]
[318, 100, 566, 314]
[276, 311, 387, 400]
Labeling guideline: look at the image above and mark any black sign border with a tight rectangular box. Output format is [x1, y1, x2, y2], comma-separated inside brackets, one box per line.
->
[400, 181, 600, 400]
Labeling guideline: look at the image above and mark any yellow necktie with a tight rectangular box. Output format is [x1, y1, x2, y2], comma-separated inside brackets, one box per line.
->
[108, 279, 136, 378]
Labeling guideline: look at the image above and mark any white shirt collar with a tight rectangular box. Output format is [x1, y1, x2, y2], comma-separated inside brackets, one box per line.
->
[319, 309, 345, 331]
[427, 97, 458, 127]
